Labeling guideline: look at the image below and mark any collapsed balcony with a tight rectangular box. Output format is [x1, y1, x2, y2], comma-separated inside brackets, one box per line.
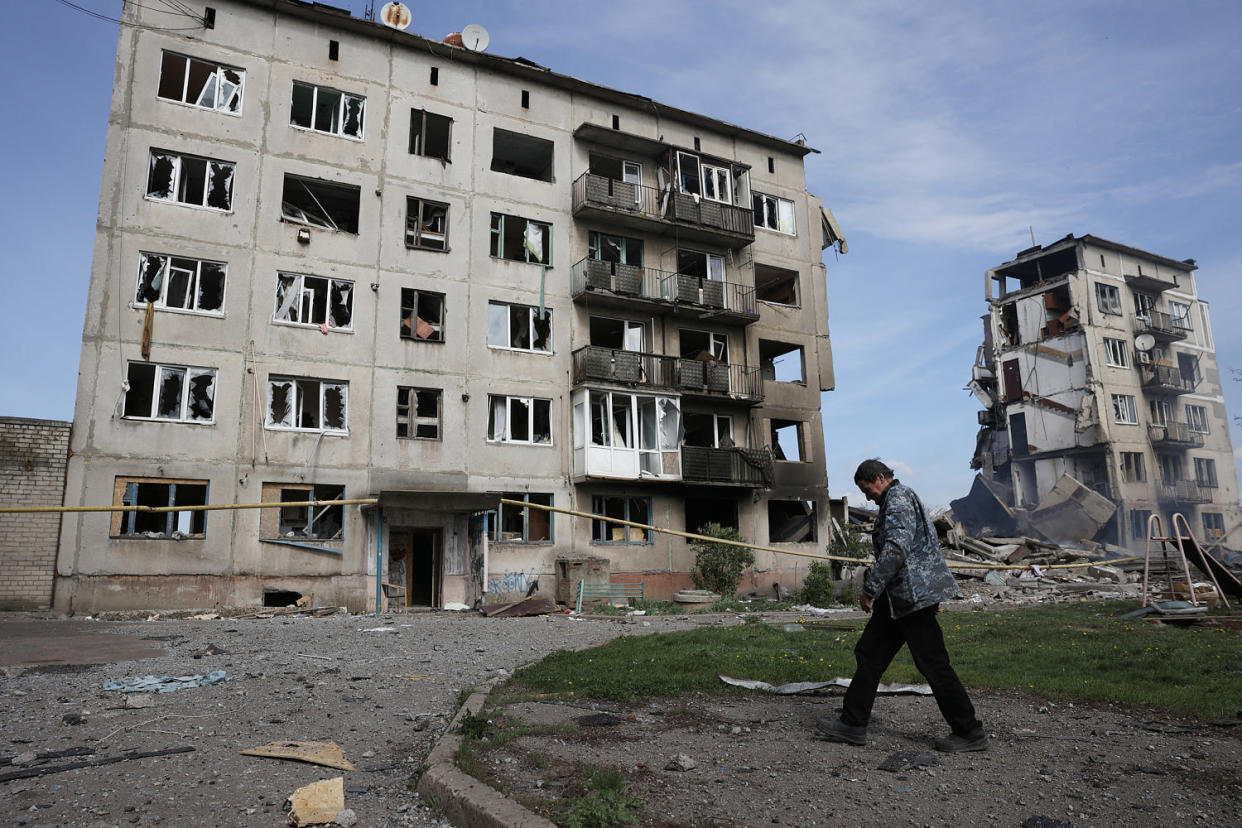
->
[571, 345, 762, 405]
[570, 258, 758, 324]
[572, 172, 755, 247]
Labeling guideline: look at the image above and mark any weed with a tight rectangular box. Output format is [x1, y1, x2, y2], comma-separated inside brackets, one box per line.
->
[422, 793, 443, 818]
[557, 765, 642, 828]
[457, 709, 493, 740]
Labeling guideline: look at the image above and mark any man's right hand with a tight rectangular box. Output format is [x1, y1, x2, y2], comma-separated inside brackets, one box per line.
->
[860, 593, 872, 614]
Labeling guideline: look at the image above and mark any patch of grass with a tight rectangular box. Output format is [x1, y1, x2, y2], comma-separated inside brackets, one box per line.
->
[422, 793, 443, 818]
[705, 597, 797, 613]
[456, 713, 576, 788]
[456, 708, 493, 740]
[453, 686, 474, 710]
[512, 601, 1242, 718]
[556, 765, 642, 828]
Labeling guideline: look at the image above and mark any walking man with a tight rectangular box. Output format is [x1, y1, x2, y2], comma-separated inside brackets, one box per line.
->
[816, 459, 987, 752]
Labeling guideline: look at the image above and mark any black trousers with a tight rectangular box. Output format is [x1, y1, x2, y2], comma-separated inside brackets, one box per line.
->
[840, 592, 982, 736]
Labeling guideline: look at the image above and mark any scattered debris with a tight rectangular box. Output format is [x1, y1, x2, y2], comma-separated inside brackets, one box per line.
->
[665, 754, 696, 772]
[481, 595, 558, 617]
[360, 627, 398, 633]
[878, 750, 938, 773]
[62, 713, 87, 726]
[673, 590, 719, 604]
[104, 670, 231, 693]
[718, 674, 932, 696]
[236, 606, 348, 619]
[789, 604, 853, 615]
[285, 776, 345, 827]
[190, 612, 220, 620]
[123, 694, 154, 709]
[191, 643, 228, 658]
[0, 746, 194, 783]
[241, 740, 357, 771]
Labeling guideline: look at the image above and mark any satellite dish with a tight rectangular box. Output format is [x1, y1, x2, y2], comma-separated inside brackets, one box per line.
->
[1134, 333, 1156, 352]
[462, 23, 490, 52]
[379, 2, 411, 30]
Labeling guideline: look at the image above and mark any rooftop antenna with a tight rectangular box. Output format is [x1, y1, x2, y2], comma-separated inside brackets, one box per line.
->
[364, 0, 375, 22]
[379, 1, 411, 30]
[1029, 225, 1036, 246]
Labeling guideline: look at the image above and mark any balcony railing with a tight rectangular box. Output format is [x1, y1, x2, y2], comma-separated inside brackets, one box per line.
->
[572, 172, 755, 245]
[680, 445, 770, 487]
[1157, 479, 1212, 504]
[1133, 310, 1190, 341]
[1140, 364, 1197, 394]
[570, 258, 758, 320]
[1148, 421, 1205, 448]
[571, 346, 763, 404]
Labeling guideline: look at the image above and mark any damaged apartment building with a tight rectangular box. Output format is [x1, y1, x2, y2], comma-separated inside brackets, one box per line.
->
[962, 234, 1240, 552]
[58, 0, 846, 612]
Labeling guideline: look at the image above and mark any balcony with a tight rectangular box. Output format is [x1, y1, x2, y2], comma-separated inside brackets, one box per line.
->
[570, 258, 758, 325]
[1148, 421, 1205, 449]
[680, 445, 771, 487]
[1140, 364, 1197, 395]
[1124, 271, 1178, 293]
[571, 346, 763, 405]
[1133, 310, 1190, 342]
[572, 173, 755, 248]
[1157, 479, 1212, 505]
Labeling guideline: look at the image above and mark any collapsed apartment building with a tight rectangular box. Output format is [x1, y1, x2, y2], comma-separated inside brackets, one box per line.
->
[56, 0, 847, 613]
[960, 234, 1240, 552]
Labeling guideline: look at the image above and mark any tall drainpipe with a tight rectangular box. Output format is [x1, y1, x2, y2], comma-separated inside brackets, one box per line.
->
[374, 509, 385, 616]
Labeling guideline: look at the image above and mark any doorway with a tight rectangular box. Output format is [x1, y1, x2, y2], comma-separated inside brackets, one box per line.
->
[389, 527, 442, 608]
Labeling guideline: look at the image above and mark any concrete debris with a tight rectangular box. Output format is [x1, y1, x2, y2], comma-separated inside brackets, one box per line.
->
[1024, 475, 1115, 543]
[717, 674, 933, 696]
[241, 740, 357, 771]
[665, 754, 697, 771]
[481, 595, 559, 617]
[285, 776, 345, 827]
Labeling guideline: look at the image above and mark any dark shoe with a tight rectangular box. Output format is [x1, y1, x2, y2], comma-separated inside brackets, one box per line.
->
[814, 715, 867, 746]
[934, 729, 988, 753]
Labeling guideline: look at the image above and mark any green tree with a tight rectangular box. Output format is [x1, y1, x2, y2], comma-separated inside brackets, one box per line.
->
[690, 523, 754, 596]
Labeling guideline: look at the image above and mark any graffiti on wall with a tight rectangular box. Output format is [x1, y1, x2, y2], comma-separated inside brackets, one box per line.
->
[487, 570, 537, 598]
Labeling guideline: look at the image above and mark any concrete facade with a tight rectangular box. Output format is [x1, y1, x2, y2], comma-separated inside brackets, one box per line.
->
[60, 0, 845, 612]
[967, 234, 1241, 552]
[0, 418, 71, 610]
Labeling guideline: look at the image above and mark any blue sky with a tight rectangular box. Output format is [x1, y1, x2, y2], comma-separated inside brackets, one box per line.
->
[3, 0, 1241, 509]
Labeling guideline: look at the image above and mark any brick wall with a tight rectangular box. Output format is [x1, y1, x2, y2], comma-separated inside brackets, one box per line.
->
[0, 417, 71, 610]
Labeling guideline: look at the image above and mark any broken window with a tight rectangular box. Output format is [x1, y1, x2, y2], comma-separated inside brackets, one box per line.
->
[1194, 457, 1218, 488]
[589, 153, 643, 187]
[487, 395, 551, 444]
[759, 340, 805, 383]
[1159, 453, 1182, 482]
[273, 272, 353, 330]
[290, 81, 364, 138]
[409, 109, 452, 161]
[770, 419, 804, 462]
[147, 149, 234, 210]
[135, 253, 225, 314]
[1095, 282, 1122, 315]
[123, 362, 216, 423]
[589, 231, 643, 265]
[405, 197, 449, 251]
[754, 263, 799, 306]
[589, 316, 646, 351]
[1120, 452, 1145, 483]
[752, 192, 795, 234]
[261, 483, 344, 541]
[677, 248, 725, 281]
[490, 128, 554, 181]
[684, 496, 737, 533]
[683, 412, 733, 447]
[1111, 394, 1138, 425]
[399, 289, 445, 342]
[1177, 353, 1201, 388]
[1202, 511, 1225, 540]
[1102, 337, 1129, 368]
[487, 302, 551, 353]
[680, 329, 729, 362]
[1168, 301, 1193, 331]
[591, 495, 651, 543]
[112, 477, 208, 538]
[1150, 398, 1171, 426]
[266, 376, 348, 433]
[157, 51, 244, 113]
[396, 386, 441, 439]
[281, 174, 360, 233]
[768, 499, 818, 543]
[490, 213, 551, 264]
[1130, 509, 1153, 541]
[488, 492, 553, 543]
[1185, 404, 1209, 434]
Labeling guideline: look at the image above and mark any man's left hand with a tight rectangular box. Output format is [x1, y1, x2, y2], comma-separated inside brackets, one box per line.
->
[860, 593, 872, 614]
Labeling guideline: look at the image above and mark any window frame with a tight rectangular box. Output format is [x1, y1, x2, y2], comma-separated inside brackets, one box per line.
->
[405, 196, 449, 251]
[1111, 393, 1138, 425]
[157, 50, 244, 114]
[752, 192, 796, 235]
[289, 80, 365, 139]
[111, 476, 209, 539]
[261, 482, 345, 542]
[1185, 404, 1210, 434]
[280, 174, 360, 234]
[490, 127, 555, 182]
[265, 376, 349, 434]
[146, 149, 235, 211]
[487, 492, 554, 543]
[399, 288, 446, 343]
[273, 272, 354, 331]
[487, 302, 552, 354]
[1202, 511, 1225, 540]
[486, 394, 552, 445]
[396, 386, 442, 440]
[134, 252, 227, 316]
[1102, 337, 1129, 368]
[1194, 457, 1218, 488]
[409, 108, 452, 161]
[1168, 300, 1193, 331]
[1119, 451, 1146, 483]
[1095, 282, 1122, 315]
[123, 362, 217, 424]
[591, 495, 653, 544]
[490, 212, 552, 265]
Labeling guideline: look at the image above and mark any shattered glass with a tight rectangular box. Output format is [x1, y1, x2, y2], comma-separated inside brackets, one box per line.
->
[322, 383, 347, 430]
[342, 96, 363, 137]
[296, 379, 320, 429]
[186, 370, 215, 422]
[177, 156, 207, 206]
[136, 254, 167, 303]
[329, 282, 352, 328]
[156, 367, 186, 420]
[267, 380, 293, 427]
[147, 154, 175, 200]
[197, 263, 225, 311]
[206, 162, 233, 210]
[123, 363, 156, 418]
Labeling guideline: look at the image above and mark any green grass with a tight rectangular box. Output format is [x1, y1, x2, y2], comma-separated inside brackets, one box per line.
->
[556, 765, 642, 828]
[510, 601, 1241, 718]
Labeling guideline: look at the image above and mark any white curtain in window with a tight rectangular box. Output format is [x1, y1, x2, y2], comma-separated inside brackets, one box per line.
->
[490, 396, 508, 440]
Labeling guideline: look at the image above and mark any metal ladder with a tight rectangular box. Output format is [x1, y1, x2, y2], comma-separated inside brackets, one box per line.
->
[1141, 513, 1231, 609]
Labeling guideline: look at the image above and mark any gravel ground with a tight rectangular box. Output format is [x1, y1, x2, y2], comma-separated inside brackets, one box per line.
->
[2, 607, 1240, 828]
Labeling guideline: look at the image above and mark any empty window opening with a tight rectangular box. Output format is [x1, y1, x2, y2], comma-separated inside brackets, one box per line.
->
[488, 302, 551, 352]
[135, 253, 225, 314]
[589, 231, 643, 265]
[1177, 353, 1201, 388]
[683, 412, 733, 447]
[491, 128, 553, 181]
[1120, 452, 1146, 483]
[589, 316, 645, 350]
[397, 386, 441, 439]
[328, 40, 339, 60]
[266, 377, 348, 432]
[409, 109, 451, 160]
[521, 89, 530, 108]
[684, 496, 737, 534]
[490, 213, 551, 264]
[767, 156, 775, 174]
[759, 340, 804, 383]
[1129, 509, 1152, 542]
[263, 590, 302, 608]
[487, 395, 552, 444]
[488, 492, 553, 543]
[400, 289, 445, 342]
[274, 272, 353, 330]
[124, 362, 216, 423]
[753, 192, 794, 234]
[405, 196, 449, 250]
[592, 495, 650, 543]
[281, 174, 359, 233]
[265, 483, 344, 540]
[754, 264, 798, 305]
[768, 499, 818, 543]
[290, 81, 364, 138]
[680, 328, 728, 362]
[429, 66, 439, 85]
[113, 477, 208, 538]
[147, 150, 234, 211]
[157, 51, 244, 113]
[612, 114, 620, 130]
[677, 248, 725, 281]
[770, 419, 804, 461]
[1009, 413, 1029, 458]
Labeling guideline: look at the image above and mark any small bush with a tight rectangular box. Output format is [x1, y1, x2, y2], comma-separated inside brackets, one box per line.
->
[691, 523, 754, 596]
[559, 765, 642, 828]
[798, 560, 835, 607]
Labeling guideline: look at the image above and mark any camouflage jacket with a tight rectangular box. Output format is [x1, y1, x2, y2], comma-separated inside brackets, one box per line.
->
[863, 480, 959, 618]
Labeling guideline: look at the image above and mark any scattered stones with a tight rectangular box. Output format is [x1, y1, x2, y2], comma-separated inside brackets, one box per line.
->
[665, 754, 697, 771]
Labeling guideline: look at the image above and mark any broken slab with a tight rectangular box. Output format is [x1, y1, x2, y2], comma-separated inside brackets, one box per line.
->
[480, 596, 558, 618]
[1024, 475, 1115, 544]
[241, 741, 356, 771]
[717, 674, 932, 696]
[286, 776, 344, 827]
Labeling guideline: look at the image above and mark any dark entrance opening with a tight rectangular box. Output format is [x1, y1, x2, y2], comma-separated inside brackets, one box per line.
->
[263, 590, 302, 608]
[409, 528, 442, 607]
